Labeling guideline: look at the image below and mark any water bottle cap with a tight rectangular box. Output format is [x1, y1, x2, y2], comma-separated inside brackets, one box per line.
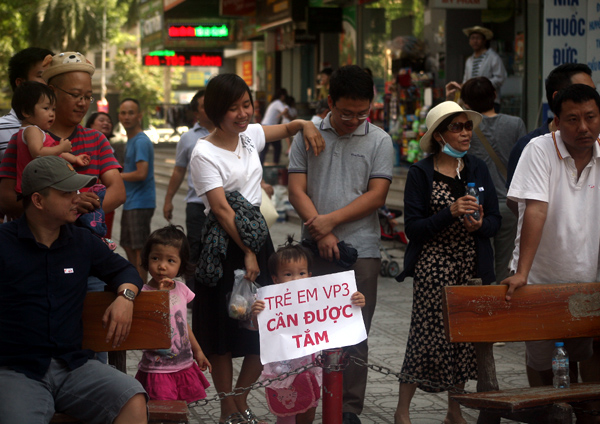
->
[467, 182, 475, 187]
[555, 342, 564, 347]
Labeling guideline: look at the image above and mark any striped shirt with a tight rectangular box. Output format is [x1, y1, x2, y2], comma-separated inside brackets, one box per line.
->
[0, 125, 121, 187]
[471, 52, 486, 76]
[0, 109, 21, 163]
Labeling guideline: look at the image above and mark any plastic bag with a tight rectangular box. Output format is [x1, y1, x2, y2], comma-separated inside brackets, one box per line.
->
[228, 269, 258, 320]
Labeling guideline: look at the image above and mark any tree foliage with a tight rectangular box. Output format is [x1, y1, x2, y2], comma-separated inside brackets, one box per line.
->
[111, 52, 163, 117]
[0, 0, 138, 104]
[0, 2, 29, 100]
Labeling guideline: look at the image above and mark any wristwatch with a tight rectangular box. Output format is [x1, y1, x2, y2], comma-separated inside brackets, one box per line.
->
[118, 289, 136, 302]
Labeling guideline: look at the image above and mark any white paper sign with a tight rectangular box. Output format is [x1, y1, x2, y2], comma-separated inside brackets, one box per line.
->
[256, 270, 367, 365]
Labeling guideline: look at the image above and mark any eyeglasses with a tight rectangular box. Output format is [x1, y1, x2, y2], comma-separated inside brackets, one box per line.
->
[335, 106, 370, 121]
[447, 120, 474, 133]
[54, 86, 94, 103]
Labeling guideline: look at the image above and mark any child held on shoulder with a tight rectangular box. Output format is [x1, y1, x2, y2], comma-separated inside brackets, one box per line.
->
[251, 237, 365, 424]
[136, 225, 211, 403]
[12, 81, 90, 194]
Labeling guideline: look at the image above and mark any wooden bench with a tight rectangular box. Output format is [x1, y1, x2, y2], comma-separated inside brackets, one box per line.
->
[442, 282, 600, 424]
[51, 291, 189, 423]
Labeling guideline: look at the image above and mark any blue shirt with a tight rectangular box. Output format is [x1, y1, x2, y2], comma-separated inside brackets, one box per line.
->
[123, 132, 155, 210]
[506, 120, 551, 189]
[0, 216, 143, 380]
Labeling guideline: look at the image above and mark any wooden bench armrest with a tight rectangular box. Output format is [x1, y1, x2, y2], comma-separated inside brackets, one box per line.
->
[82, 291, 171, 352]
[442, 282, 600, 343]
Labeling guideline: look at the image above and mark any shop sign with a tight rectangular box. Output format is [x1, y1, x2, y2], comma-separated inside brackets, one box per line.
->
[542, 0, 591, 119]
[256, 0, 307, 27]
[588, 0, 600, 88]
[168, 24, 229, 38]
[221, 0, 255, 16]
[163, 0, 185, 11]
[431, 0, 488, 9]
[143, 51, 223, 67]
[295, 30, 318, 43]
[140, 0, 164, 51]
[187, 71, 213, 87]
[242, 60, 253, 86]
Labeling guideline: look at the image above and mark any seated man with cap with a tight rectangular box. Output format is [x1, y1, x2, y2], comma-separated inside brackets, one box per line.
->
[0, 156, 147, 423]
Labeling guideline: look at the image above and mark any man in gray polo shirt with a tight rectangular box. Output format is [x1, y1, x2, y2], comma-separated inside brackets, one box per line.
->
[288, 65, 394, 424]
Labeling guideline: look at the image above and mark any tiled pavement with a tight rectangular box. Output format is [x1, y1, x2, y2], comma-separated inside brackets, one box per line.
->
[111, 151, 529, 423]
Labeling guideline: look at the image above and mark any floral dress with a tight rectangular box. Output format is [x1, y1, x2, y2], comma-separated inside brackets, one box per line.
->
[400, 171, 477, 392]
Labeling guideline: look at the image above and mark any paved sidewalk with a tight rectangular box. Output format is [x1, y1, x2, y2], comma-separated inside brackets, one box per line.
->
[112, 178, 528, 423]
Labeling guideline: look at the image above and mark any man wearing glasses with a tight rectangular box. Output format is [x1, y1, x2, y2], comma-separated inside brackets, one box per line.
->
[0, 51, 125, 222]
[288, 65, 394, 424]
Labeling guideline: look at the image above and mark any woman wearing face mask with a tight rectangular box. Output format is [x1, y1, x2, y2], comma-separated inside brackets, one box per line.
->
[394, 102, 501, 424]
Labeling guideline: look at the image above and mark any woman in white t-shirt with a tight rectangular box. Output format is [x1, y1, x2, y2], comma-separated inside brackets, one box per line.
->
[189, 73, 323, 424]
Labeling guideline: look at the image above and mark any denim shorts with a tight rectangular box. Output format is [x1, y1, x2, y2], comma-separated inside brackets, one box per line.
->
[0, 358, 147, 423]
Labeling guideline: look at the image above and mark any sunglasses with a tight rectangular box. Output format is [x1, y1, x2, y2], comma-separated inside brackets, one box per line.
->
[447, 120, 474, 133]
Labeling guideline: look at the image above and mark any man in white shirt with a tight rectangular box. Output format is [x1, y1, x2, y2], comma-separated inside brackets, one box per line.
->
[0, 47, 54, 162]
[503, 84, 600, 388]
[259, 89, 290, 165]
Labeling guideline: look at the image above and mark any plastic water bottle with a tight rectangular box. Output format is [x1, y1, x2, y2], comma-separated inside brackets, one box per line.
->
[466, 182, 481, 220]
[552, 342, 570, 389]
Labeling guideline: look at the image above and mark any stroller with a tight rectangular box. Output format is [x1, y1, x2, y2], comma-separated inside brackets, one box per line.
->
[378, 206, 408, 278]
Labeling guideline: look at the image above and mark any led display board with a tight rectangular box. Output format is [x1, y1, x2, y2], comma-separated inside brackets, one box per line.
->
[143, 51, 223, 66]
[168, 24, 229, 38]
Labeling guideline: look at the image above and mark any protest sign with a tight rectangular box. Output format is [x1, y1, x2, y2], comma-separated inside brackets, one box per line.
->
[256, 270, 367, 365]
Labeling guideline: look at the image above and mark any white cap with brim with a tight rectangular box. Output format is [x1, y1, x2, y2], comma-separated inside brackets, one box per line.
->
[21, 156, 96, 197]
[419, 101, 483, 154]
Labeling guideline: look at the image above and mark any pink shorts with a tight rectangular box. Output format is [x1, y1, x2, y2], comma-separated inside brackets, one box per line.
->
[265, 371, 320, 417]
[135, 362, 210, 403]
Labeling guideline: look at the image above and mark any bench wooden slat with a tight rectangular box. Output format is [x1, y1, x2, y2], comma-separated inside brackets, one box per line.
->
[148, 400, 190, 422]
[82, 291, 171, 352]
[451, 382, 600, 412]
[442, 282, 600, 343]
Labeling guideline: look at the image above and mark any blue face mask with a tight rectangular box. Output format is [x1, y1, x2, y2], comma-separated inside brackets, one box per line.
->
[440, 135, 467, 158]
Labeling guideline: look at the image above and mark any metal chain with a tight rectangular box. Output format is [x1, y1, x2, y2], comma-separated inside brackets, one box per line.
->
[188, 353, 467, 409]
[347, 355, 470, 394]
[188, 357, 324, 408]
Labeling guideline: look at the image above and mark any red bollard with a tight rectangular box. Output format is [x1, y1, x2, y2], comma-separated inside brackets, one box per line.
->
[322, 348, 343, 424]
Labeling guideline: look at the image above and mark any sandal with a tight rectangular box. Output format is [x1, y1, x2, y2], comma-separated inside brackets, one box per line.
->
[242, 408, 268, 424]
[221, 412, 248, 424]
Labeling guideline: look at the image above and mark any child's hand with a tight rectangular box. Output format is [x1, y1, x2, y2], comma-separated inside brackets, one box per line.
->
[157, 278, 175, 290]
[351, 291, 365, 308]
[193, 348, 212, 373]
[75, 154, 91, 167]
[58, 138, 72, 153]
[251, 300, 265, 316]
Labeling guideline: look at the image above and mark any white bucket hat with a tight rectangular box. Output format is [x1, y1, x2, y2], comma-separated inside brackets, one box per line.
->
[419, 101, 482, 154]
